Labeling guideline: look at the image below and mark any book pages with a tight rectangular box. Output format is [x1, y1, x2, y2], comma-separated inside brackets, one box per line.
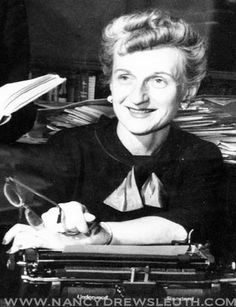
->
[0, 74, 66, 124]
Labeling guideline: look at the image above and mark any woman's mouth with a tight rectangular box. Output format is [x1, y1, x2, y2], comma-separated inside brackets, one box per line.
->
[127, 107, 156, 117]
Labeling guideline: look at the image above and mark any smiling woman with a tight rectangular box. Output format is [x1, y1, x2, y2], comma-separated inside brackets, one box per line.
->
[3, 9, 225, 255]
[110, 48, 185, 152]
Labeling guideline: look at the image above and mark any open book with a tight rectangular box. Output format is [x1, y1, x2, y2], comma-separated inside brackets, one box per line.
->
[0, 74, 66, 125]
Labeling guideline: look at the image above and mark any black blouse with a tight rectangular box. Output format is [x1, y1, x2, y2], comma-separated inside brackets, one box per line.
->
[7, 116, 225, 244]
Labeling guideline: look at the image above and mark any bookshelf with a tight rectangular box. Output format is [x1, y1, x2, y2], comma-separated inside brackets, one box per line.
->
[29, 70, 104, 105]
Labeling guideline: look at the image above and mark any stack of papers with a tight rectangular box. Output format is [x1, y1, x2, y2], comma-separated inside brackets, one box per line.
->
[174, 96, 236, 164]
[218, 139, 236, 164]
[45, 99, 115, 131]
[17, 99, 114, 144]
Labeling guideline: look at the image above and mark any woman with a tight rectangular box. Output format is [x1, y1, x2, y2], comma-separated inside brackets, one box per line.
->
[3, 9, 224, 252]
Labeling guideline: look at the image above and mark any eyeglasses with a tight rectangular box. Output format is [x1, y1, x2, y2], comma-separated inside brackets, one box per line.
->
[4, 177, 60, 229]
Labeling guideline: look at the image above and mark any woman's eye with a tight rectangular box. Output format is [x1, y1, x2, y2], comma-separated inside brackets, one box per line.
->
[118, 75, 131, 83]
[151, 77, 167, 88]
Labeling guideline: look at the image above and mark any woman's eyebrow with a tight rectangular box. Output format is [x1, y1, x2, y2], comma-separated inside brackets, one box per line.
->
[113, 70, 177, 81]
[152, 72, 175, 77]
[114, 70, 175, 77]
[113, 68, 131, 74]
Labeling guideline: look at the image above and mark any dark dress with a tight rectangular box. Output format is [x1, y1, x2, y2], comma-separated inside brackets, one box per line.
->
[5, 116, 224, 245]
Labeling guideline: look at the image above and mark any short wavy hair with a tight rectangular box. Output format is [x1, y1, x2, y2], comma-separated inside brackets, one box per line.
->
[100, 9, 207, 86]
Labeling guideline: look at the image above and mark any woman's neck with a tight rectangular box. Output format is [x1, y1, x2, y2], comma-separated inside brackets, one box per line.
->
[116, 123, 170, 156]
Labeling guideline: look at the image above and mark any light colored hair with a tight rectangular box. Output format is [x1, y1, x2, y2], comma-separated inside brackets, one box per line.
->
[100, 9, 207, 86]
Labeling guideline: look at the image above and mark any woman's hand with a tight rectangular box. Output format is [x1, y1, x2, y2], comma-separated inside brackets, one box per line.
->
[2, 201, 111, 253]
[43, 201, 96, 235]
[2, 224, 66, 253]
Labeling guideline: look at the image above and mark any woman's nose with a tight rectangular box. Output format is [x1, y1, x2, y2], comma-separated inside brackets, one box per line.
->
[128, 83, 149, 105]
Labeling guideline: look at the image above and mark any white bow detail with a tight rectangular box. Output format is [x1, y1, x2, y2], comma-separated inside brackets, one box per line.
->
[103, 167, 143, 212]
[141, 172, 165, 208]
[103, 167, 166, 212]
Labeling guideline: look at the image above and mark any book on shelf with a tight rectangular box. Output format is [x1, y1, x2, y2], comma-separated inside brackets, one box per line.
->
[66, 74, 76, 102]
[74, 74, 81, 102]
[0, 74, 66, 125]
[59, 72, 96, 103]
[80, 72, 89, 101]
[88, 75, 96, 100]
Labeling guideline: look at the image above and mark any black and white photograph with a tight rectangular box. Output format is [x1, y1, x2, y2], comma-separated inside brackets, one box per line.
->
[0, 1, 236, 306]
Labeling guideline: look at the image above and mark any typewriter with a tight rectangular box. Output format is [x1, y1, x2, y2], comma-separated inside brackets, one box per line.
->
[11, 244, 236, 299]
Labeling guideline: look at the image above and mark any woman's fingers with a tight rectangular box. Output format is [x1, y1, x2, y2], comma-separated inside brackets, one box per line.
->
[3, 202, 97, 253]
[84, 212, 96, 223]
[3, 224, 65, 253]
[2, 220, 106, 254]
[7, 230, 42, 254]
[59, 201, 92, 234]
[3, 224, 43, 254]
[41, 207, 59, 226]
[41, 207, 64, 233]
[3, 224, 32, 245]
[41, 202, 95, 234]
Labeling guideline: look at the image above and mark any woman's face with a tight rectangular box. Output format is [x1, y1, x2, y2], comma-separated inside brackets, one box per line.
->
[110, 47, 187, 136]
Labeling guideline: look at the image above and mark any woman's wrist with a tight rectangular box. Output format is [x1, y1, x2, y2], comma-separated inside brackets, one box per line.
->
[57, 222, 113, 246]
[99, 222, 113, 245]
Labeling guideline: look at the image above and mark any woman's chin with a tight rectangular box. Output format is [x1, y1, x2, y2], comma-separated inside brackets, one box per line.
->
[124, 125, 157, 136]
[122, 121, 170, 136]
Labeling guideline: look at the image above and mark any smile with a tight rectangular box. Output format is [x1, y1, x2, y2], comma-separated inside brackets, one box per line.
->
[127, 107, 156, 117]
